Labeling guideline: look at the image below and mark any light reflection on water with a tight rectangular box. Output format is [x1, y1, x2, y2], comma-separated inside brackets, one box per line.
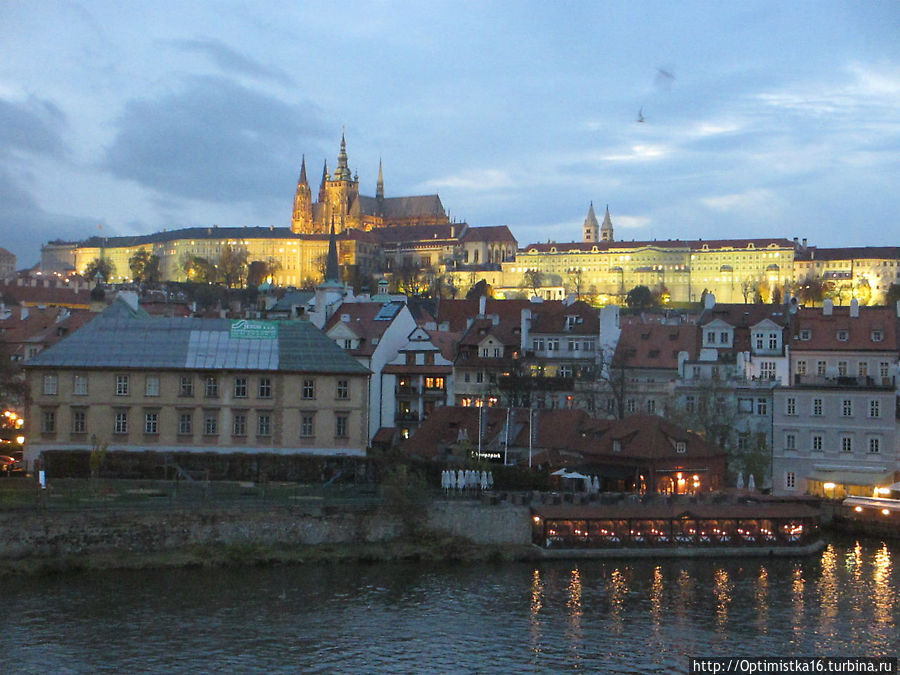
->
[2, 538, 899, 674]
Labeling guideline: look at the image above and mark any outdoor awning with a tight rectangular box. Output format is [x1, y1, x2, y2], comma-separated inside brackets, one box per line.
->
[806, 469, 894, 487]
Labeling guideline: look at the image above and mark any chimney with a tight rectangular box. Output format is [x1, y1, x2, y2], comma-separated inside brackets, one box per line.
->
[20, 306, 29, 320]
[703, 292, 716, 310]
[849, 298, 859, 318]
[823, 298, 833, 316]
[478, 294, 486, 317]
[520, 308, 531, 352]
[896, 300, 900, 318]
[802, 238, 807, 250]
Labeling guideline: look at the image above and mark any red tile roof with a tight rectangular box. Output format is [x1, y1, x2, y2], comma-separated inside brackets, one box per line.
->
[615, 323, 698, 369]
[789, 305, 899, 352]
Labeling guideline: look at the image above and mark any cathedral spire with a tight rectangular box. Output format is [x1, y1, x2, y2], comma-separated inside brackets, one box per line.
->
[298, 154, 308, 185]
[334, 132, 351, 181]
[583, 201, 600, 243]
[319, 159, 328, 202]
[600, 204, 614, 242]
[376, 158, 384, 201]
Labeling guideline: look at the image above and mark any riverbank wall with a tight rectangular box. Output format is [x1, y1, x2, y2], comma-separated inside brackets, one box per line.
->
[0, 499, 533, 572]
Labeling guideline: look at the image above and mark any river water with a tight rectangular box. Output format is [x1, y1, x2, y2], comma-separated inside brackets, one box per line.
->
[3, 537, 898, 673]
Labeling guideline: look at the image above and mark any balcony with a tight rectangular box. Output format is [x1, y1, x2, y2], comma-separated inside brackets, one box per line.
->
[395, 385, 419, 396]
[395, 411, 420, 422]
[792, 374, 895, 389]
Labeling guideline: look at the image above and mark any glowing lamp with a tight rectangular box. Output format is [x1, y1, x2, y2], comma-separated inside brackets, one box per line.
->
[823, 482, 836, 490]
[881, 509, 890, 516]
[854, 506, 863, 513]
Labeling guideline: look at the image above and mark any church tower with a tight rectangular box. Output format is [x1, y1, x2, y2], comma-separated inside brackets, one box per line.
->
[322, 133, 360, 234]
[600, 205, 614, 242]
[291, 155, 313, 234]
[376, 158, 385, 215]
[583, 202, 600, 243]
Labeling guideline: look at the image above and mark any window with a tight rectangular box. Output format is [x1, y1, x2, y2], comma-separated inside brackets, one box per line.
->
[838, 361, 848, 377]
[812, 398, 823, 416]
[234, 377, 248, 398]
[335, 414, 348, 438]
[612, 440, 622, 453]
[837, 330, 849, 342]
[812, 434, 823, 452]
[760, 362, 776, 380]
[302, 379, 315, 400]
[785, 472, 796, 489]
[144, 375, 159, 397]
[738, 433, 749, 451]
[493, 347, 501, 357]
[647, 399, 656, 413]
[72, 409, 86, 434]
[568, 339, 579, 352]
[344, 338, 353, 349]
[816, 361, 826, 376]
[768, 333, 779, 350]
[532, 338, 544, 351]
[755, 334, 764, 350]
[799, 329, 811, 341]
[756, 398, 768, 416]
[685, 395, 695, 413]
[559, 366, 572, 378]
[73, 374, 88, 396]
[41, 409, 56, 433]
[205, 376, 218, 398]
[476, 372, 484, 384]
[204, 411, 218, 435]
[871, 330, 884, 342]
[879, 362, 890, 379]
[178, 412, 192, 435]
[300, 414, 315, 438]
[692, 366, 701, 379]
[257, 413, 271, 437]
[796, 360, 807, 376]
[841, 399, 853, 417]
[116, 375, 129, 396]
[706, 331, 716, 344]
[336, 380, 349, 400]
[464, 372, 471, 383]
[675, 441, 687, 454]
[785, 397, 796, 416]
[42, 374, 58, 396]
[583, 340, 595, 352]
[858, 362, 868, 378]
[868, 400, 880, 418]
[841, 436, 853, 453]
[425, 377, 445, 390]
[145, 412, 159, 435]
[114, 411, 128, 434]
[180, 376, 194, 397]
[869, 438, 881, 454]
[232, 412, 247, 436]
[481, 348, 489, 358]
[258, 377, 272, 398]
[720, 331, 729, 344]
[785, 433, 796, 450]
[547, 339, 559, 351]
[626, 399, 636, 414]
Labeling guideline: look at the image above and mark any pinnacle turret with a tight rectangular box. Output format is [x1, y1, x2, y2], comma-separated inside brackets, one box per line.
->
[334, 133, 352, 181]
[600, 204, 614, 242]
[376, 158, 384, 201]
[583, 201, 600, 243]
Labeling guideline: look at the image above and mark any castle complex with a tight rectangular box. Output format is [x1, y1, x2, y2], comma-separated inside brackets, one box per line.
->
[34, 135, 900, 305]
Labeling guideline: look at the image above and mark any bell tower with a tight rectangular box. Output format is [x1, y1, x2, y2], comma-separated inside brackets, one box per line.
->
[291, 155, 313, 234]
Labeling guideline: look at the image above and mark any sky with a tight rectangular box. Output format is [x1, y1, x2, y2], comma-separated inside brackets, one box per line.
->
[1, 1, 899, 268]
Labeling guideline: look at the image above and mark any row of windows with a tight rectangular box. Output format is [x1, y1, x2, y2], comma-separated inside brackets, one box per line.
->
[795, 360, 891, 378]
[42, 374, 350, 401]
[783, 431, 881, 454]
[783, 396, 882, 418]
[531, 339, 596, 352]
[41, 409, 350, 439]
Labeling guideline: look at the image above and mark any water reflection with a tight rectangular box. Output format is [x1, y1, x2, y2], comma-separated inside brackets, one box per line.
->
[712, 568, 732, 631]
[2, 541, 899, 673]
[754, 566, 768, 634]
[872, 543, 893, 627]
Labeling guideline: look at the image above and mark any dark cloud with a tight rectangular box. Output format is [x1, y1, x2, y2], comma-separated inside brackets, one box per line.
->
[170, 38, 292, 85]
[103, 75, 328, 203]
[0, 96, 67, 158]
[0, 168, 96, 268]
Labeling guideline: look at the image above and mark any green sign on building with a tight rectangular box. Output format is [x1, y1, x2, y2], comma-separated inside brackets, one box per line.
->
[230, 319, 278, 340]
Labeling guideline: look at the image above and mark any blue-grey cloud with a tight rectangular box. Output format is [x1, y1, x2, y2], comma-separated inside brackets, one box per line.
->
[169, 38, 292, 85]
[0, 168, 97, 268]
[0, 96, 67, 158]
[102, 75, 328, 203]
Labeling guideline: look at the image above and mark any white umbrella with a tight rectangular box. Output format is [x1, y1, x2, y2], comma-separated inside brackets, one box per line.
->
[551, 468, 569, 476]
[736, 472, 745, 489]
[480, 470, 488, 490]
[457, 469, 465, 490]
[487, 472, 494, 488]
[592, 476, 600, 493]
[748, 474, 756, 491]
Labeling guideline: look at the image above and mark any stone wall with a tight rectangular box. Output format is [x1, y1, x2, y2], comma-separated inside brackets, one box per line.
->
[0, 500, 532, 561]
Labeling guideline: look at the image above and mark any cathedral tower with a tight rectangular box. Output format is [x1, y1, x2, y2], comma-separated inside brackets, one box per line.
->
[583, 202, 600, 243]
[291, 155, 313, 234]
[600, 205, 614, 242]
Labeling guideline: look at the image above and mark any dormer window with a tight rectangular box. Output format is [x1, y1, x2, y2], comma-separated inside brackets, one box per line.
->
[871, 330, 884, 342]
[706, 331, 716, 344]
[837, 330, 849, 342]
[799, 329, 811, 341]
[675, 441, 687, 454]
[612, 440, 622, 453]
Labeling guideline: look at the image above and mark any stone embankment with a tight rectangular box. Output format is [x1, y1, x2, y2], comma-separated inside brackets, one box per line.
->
[0, 500, 533, 574]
